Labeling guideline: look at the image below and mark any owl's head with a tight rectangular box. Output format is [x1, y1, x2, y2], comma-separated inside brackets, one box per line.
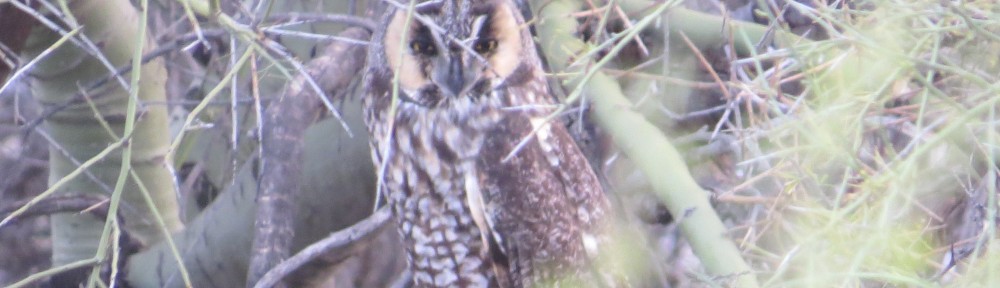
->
[379, 0, 531, 105]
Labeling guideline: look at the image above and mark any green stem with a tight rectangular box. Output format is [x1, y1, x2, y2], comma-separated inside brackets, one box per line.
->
[617, 0, 809, 56]
[534, 0, 760, 286]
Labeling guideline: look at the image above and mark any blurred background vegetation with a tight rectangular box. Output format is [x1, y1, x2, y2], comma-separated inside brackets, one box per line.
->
[1, 0, 999, 287]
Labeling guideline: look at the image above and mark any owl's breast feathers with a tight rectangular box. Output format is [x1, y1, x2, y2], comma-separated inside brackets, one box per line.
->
[364, 71, 613, 287]
[362, 3, 614, 279]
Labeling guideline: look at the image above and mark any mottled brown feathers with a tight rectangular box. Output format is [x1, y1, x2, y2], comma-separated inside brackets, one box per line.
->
[362, 0, 613, 287]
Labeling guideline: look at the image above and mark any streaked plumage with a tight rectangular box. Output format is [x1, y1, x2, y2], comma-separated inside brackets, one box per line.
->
[362, 0, 612, 286]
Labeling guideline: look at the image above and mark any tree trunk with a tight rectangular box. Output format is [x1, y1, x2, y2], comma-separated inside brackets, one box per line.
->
[22, 0, 181, 279]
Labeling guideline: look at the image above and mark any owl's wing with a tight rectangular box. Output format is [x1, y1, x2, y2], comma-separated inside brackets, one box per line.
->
[472, 106, 610, 286]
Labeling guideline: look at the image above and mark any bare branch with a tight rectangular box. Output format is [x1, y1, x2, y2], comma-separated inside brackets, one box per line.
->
[261, 13, 377, 31]
[246, 27, 371, 288]
[253, 208, 392, 288]
[0, 194, 109, 224]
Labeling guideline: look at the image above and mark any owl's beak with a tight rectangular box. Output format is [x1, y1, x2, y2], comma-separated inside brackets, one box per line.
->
[433, 53, 478, 97]
[441, 57, 465, 97]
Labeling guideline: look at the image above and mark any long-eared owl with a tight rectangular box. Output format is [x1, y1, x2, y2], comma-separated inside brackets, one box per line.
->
[362, 0, 612, 286]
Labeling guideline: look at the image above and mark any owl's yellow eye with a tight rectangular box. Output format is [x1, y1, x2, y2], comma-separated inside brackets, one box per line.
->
[474, 39, 497, 54]
[410, 40, 436, 56]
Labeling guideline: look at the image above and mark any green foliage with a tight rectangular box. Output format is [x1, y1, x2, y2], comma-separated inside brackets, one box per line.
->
[750, 0, 1000, 286]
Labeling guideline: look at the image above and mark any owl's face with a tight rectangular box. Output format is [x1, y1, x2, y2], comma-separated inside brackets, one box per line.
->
[382, 0, 528, 106]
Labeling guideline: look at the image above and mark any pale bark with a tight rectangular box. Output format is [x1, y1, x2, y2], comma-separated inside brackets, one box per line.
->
[22, 0, 181, 267]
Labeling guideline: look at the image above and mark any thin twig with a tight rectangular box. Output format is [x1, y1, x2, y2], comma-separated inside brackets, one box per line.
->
[262, 13, 377, 31]
[257, 36, 355, 138]
[252, 208, 392, 288]
[534, 0, 760, 286]
[0, 27, 81, 96]
[7, 0, 131, 90]
[17, 29, 227, 132]
[380, 0, 492, 67]
[0, 194, 110, 224]
[262, 28, 370, 46]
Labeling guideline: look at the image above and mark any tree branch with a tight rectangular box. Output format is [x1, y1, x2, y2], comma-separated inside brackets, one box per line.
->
[0, 195, 109, 225]
[246, 27, 371, 288]
[252, 208, 391, 288]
